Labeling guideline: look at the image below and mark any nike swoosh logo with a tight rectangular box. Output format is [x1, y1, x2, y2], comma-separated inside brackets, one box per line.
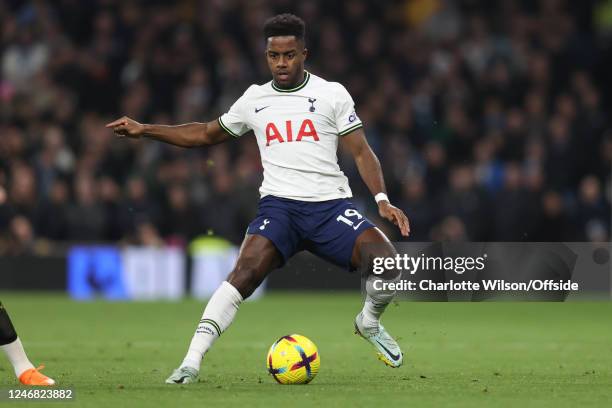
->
[255, 106, 270, 113]
[375, 340, 401, 361]
[353, 220, 366, 230]
[174, 376, 188, 384]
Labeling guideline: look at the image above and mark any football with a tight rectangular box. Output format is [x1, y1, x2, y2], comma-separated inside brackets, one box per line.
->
[266, 334, 320, 384]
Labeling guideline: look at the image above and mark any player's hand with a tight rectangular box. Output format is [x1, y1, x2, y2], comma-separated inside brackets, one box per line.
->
[378, 201, 410, 237]
[105, 116, 145, 139]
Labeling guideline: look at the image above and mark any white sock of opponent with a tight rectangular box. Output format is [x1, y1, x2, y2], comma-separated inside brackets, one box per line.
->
[181, 281, 243, 371]
[361, 273, 400, 329]
[1, 338, 35, 377]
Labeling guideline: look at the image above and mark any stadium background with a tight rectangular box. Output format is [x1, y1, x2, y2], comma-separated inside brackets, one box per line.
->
[0, 0, 611, 296]
[0, 2, 611, 406]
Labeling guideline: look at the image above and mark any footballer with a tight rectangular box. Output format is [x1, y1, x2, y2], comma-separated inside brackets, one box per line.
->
[0, 301, 55, 385]
[106, 14, 410, 384]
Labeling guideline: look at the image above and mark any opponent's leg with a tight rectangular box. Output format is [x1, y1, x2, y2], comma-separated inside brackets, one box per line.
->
[166, 235, 281, 384]
[0, 302, 55, 385]
[351, 228, 403, 367]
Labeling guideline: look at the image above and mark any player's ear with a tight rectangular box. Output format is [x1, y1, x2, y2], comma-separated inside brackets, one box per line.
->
[302, 47, 308, 59]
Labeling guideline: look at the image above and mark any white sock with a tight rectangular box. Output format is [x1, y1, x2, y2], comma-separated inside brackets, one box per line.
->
[361, 273, 399, 329]
[181, 281, 243, 371]
[1, 338, 35, 377]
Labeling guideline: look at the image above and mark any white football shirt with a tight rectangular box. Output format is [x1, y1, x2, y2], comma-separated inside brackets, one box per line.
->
[218, 71, 363, 202]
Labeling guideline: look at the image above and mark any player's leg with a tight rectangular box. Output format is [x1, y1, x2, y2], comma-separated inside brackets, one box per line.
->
[0, 301, 55, 385]
[183, 234, 281, 366]
[351, 227, 400, 327]
[226, 234, 283, 298]
[351, 228, 404, 367]
[306, 199, 402, 367]
[166, 234, 282, 384]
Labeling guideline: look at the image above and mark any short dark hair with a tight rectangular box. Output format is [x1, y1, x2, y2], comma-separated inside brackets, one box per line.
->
[263, 14, 305, 42]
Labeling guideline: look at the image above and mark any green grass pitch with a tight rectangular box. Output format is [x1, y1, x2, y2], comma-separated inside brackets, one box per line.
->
[0, 292, 610, 407]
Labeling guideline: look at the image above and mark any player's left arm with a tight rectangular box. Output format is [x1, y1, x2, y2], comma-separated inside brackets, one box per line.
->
[341, 129, 410, 237]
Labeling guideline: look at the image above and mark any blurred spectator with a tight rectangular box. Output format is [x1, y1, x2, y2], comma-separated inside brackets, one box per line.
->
[34, 126, 75, 199]
[423, 142, 448, 199]
[431, 216, 469, 242]
[545, 115, 577, 190]
[440, 164, 490, 240]
[0, 216, 38, 255]
[2, 27, 49, 91]
[65, 173, 106, 241]
[162, 184, 200, 245]
[533, 191, 571, 241]
[575, 175, 610, 241]
[118, 175, 160, 238]
[397, 176, 433, 241]
[7, 162, 38, 219]
[132, 221, 164, 247]
[201, 171, 243, 245]
[493, 163, 528, 241]
[36, 178, 69, 240]
[98, 176, 123, 241]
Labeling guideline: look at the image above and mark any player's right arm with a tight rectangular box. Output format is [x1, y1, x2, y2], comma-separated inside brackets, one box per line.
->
[105, 116, 231, 147]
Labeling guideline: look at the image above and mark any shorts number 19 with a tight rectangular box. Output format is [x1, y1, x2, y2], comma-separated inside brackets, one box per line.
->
[336, 209, 363, 227]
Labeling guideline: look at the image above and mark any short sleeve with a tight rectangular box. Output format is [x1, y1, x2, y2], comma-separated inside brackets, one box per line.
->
[334, 84, 363, 136]
[218, 89, 251, 137]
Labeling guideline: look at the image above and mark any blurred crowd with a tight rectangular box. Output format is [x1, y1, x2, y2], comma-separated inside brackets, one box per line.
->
[1, 0, 611, 255]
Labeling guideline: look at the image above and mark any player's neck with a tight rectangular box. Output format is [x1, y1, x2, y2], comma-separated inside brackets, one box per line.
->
[273, 70, 307, 91]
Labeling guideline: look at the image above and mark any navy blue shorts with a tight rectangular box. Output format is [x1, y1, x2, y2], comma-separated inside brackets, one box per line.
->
[246, 195, 376, 270]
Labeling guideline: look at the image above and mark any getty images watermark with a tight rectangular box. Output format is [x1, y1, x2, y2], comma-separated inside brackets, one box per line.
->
[373, 253, 487, 275]
[360, 242, 611, 301]
[372, 253, 578, 292]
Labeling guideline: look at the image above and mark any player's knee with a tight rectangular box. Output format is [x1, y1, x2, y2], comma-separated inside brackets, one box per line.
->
[227, 261, 264, 299]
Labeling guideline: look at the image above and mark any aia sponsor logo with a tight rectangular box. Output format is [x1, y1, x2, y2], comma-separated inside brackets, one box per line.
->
[265, 119, 320, 146]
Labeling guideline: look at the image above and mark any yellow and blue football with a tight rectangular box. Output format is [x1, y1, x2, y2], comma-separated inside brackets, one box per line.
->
[266, 334, 320, 384]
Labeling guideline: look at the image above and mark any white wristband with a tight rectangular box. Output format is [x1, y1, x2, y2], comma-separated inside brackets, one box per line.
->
[374, 192, 389, 204]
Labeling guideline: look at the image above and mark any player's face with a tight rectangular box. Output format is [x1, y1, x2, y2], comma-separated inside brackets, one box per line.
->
[265, 36, 307, 88]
